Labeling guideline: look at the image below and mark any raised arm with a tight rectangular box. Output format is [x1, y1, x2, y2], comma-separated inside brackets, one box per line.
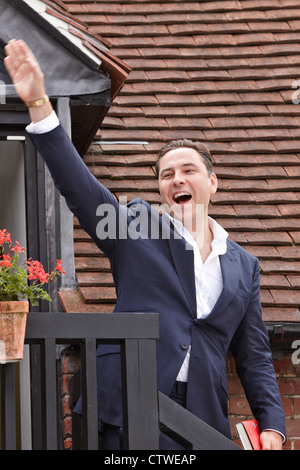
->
[4, 39, 123, 256]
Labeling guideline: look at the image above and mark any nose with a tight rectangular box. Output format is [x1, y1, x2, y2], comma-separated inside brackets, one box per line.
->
[173, 171, 185, 186]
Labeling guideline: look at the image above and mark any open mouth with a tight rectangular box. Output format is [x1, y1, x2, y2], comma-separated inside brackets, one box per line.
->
[173, 192, 192, 205]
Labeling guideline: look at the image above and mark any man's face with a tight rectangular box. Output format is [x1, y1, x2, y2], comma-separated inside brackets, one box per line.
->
[158, 147, 218, 226]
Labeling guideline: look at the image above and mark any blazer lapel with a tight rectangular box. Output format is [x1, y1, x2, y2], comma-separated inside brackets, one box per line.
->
[208, 240, 241, 318]
[164, 215, 197, 317]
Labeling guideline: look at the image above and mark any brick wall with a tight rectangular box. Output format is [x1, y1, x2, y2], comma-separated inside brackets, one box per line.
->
[61, 346, 81, 450]
[60, 342, 300, 450]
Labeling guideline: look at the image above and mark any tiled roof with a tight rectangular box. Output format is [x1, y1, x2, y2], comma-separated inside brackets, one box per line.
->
[59, 0, 300, 324]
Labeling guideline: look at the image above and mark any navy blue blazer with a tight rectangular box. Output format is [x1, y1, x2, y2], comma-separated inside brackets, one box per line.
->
[29, 124, 286, 440]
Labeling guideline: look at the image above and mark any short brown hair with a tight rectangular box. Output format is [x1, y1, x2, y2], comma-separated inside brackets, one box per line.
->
[155, 139, 214, 177]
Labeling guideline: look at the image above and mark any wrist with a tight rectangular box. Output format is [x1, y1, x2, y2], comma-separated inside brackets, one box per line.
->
[28, 98, 54, 124]
[25, 95, 49, 108]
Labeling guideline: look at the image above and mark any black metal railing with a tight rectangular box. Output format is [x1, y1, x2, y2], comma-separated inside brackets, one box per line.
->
[0, 312, 240, 450]
[158, 392, 240, 450]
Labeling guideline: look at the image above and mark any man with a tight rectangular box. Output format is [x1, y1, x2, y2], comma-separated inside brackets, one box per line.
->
[4, 39, 286, 450]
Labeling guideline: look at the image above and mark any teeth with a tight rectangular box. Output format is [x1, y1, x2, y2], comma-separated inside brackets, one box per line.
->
[174, 192, 191, 200]
[173, 192, 192, 204]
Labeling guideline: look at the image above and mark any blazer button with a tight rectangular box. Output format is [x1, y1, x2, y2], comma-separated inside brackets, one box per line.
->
[181, 343, 188, 350]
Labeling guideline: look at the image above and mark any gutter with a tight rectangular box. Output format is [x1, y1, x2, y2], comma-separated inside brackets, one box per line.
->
[265, 323, 300, 344]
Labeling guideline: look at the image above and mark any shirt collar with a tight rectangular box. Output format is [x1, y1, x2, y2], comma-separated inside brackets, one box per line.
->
[166, 213, 228, 256]
[209, 217, 228, 256]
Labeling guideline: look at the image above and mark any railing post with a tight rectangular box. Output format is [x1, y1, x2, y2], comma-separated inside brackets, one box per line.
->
[0, 364, 17, 450]
[80, 338, 98, 450]
[121, 338, 159, 450]
[43, 338, 58, 449]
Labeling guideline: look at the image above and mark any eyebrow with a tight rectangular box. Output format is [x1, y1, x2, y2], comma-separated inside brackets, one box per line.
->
[159, 162, 199, 177]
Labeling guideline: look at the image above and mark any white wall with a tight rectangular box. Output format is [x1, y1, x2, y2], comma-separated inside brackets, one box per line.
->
[0, 140, 27, 249]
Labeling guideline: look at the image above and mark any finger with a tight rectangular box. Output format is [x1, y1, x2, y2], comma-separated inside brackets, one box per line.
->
[5, 39, 24, 64]
[4, 53, 27, 82]
[4, 54, 20, 79]
[262, 441, 271, 450]
[5, 44, 43, 85]
[17, 40, 43, 75]
[4, 38, 17, 58]
[5, 39, 39, 72]
[260, 434, 271, 450]
[4, 39, 26, 77]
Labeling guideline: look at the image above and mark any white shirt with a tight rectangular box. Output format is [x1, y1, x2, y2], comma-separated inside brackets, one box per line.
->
[174, 216, 228, 382]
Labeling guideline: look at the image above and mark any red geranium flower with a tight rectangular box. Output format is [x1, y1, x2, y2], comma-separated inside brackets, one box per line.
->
[0, 228, 65, 305]
[55, 259, 66, 274]
[0, 229, 12, 246]
[27, 259, 50, 284]
[11, 241, 25, 254]
[0, 254, 11, 268]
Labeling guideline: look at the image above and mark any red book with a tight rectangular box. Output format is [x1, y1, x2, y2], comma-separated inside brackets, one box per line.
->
[235, 419, 262, 450]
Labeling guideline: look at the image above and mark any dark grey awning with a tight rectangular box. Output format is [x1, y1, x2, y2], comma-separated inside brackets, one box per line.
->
[0, 0, 110, 99]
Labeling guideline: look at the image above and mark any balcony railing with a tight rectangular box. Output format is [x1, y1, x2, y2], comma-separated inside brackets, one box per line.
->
[0, 312, 240, 450]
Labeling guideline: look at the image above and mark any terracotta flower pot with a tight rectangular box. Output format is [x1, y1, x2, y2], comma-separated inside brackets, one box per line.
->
[0, 301, 29, 363]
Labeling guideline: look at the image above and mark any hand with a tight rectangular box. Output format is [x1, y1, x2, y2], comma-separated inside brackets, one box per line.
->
[4, 39, 46, 103]
[260, 430, 283, 450]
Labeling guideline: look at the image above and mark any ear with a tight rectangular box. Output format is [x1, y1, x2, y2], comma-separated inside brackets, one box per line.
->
[210, 173, 218, 196]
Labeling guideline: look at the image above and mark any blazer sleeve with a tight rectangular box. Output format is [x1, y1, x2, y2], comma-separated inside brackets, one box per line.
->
[230, 258, 286, 439]
[28, 123, 123, 255]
